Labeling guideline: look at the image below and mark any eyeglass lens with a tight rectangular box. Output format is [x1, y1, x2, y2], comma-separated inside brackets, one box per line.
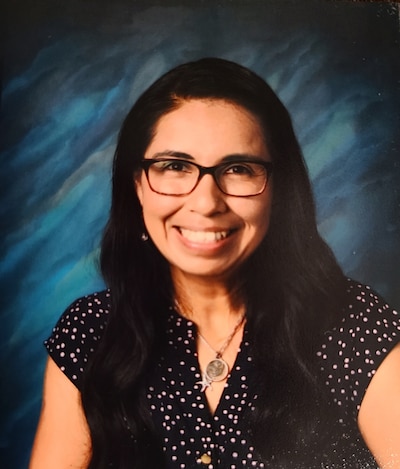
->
[145, 159, 269, 196]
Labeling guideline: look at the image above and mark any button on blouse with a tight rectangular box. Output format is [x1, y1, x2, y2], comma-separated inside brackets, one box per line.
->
[44, 280, 400, 467]
[146, 309, 263, 468]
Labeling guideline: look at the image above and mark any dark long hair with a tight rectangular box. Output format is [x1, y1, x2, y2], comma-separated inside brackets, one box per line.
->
[81, 58, 347, 468]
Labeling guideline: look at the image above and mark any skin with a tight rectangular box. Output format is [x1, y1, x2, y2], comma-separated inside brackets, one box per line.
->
[135, 99, 273, 283]
[29, 358, 91, 469]
[358, 342, 400, 468]
[135, 98, 273, 412]
[29, 98, 400, 467]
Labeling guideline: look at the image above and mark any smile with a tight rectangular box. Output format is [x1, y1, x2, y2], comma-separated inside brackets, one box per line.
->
[178, 228, 232, 243]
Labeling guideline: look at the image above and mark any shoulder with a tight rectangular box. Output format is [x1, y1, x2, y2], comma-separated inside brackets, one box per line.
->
[340, 279, 399, 349]
[318, 279, 400, 413]
[44, 290, 111, 388]
[329, 279, 399, 347]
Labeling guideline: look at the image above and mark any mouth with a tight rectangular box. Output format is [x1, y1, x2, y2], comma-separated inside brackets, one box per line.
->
[178, 228, 233, 244]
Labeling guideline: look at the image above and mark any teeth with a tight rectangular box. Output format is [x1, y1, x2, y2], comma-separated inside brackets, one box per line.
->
[180, 229, 230, 243]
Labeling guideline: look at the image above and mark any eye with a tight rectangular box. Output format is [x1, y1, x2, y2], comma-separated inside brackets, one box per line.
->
[153, 159, 194, 173]
[224, 163, 256, 176]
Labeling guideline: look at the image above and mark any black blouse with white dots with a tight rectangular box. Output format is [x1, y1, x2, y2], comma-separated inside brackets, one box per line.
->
[45, 280, 400, 468]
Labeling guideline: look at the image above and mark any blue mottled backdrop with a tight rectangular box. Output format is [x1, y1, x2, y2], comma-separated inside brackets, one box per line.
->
[1, 1, 399, 467]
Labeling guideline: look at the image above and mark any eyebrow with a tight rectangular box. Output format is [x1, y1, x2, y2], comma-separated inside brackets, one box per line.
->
[150, 150, 269, 163]
[151, 150, 195, 160]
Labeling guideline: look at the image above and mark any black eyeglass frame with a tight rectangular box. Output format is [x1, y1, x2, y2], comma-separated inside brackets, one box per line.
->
[139, 158, 274, 197]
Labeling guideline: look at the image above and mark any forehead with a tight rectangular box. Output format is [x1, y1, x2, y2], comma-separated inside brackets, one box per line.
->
[146, 99, 269, 162]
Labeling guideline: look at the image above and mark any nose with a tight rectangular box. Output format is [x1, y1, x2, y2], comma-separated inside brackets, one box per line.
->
[186, 173, 228, 216]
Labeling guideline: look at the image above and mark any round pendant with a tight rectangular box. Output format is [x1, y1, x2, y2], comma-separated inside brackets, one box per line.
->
[205, 358, 229, 382]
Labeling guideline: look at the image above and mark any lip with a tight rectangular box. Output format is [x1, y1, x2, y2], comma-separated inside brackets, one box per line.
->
[175, 226, 236, 247]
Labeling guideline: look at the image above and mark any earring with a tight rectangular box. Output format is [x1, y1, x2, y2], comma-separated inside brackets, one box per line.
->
[141, 232, 149, 241]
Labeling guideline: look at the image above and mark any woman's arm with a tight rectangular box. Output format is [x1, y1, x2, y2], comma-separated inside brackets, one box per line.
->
[358, 342, 400, 468]
[29, 357, 91, 469]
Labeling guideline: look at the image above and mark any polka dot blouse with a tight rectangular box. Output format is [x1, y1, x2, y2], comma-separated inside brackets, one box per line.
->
[45, 280, 400, 468]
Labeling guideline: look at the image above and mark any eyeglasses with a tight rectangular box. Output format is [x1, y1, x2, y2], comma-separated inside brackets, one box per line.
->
[140, 158, 273, 197]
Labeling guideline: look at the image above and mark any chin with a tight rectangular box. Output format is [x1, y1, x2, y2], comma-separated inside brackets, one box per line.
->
[171, 259, 244, 281]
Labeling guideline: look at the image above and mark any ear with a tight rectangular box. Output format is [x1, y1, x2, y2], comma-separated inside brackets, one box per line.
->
[134, 172, 144, 206]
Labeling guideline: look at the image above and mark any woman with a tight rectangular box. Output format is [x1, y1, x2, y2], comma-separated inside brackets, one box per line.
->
[30, 58, 400, 468]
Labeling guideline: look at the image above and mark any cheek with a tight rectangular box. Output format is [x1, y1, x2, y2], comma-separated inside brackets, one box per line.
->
[253, 210, 271, 241]
[140, 190, 182, 226]
[243, 196, 272, 232]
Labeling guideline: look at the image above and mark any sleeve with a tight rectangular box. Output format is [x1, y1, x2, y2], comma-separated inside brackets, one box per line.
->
[318, 280, 400, 418]
[44, 290, 111, 389]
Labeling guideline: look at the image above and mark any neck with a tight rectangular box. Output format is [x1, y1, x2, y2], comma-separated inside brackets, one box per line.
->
[171, 268, 245, 334]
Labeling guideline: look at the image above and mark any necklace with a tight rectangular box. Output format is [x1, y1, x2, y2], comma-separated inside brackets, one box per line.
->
[173, 299, 245, 391]
[197, 315, 245, 392]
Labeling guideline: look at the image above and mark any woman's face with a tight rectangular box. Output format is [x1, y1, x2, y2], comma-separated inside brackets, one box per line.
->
[135, 99, 273, 281]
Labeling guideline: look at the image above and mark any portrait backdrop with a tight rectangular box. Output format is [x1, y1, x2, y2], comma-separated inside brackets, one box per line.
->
[1, 1, 399, 467]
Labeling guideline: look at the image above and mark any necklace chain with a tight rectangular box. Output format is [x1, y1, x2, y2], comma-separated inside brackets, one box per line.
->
[197, 314, 245, 358]
[174, 299, 246, 391]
